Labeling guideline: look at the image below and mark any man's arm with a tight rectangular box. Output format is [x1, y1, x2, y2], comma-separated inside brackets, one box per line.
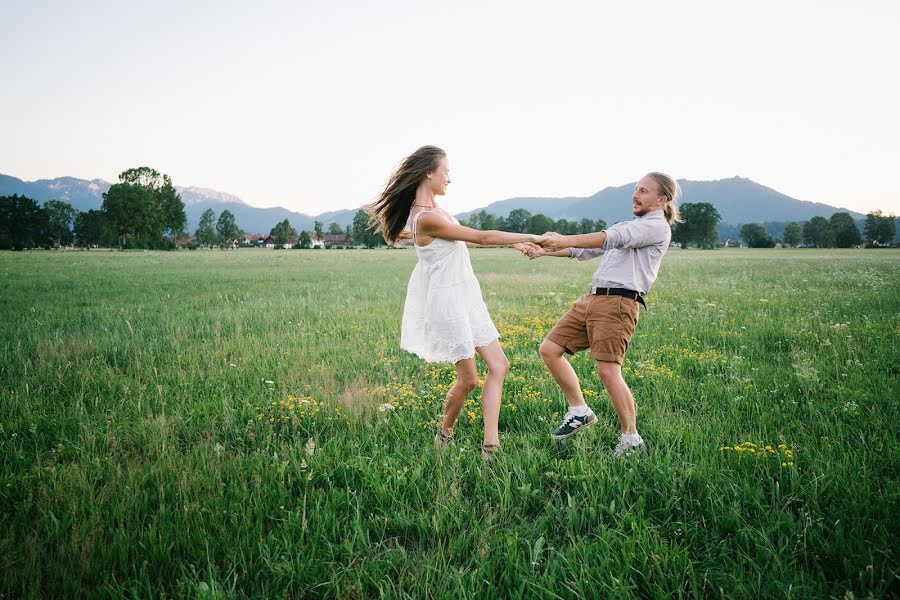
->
[540, 231, 607, 252]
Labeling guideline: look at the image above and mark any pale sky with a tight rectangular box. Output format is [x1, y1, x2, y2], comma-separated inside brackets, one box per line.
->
[2, 0, 898, 216]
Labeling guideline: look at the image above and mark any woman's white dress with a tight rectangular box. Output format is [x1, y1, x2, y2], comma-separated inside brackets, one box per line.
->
[400, 211, 500, 364]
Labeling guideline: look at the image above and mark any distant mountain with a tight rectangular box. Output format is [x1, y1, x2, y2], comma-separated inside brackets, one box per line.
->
[0, 174, 361, 233]
[457, 177, 866, 224]
[1, 173, 873, 236]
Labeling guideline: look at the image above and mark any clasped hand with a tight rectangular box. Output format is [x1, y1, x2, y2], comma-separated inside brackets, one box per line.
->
[516, 232, 569, 259]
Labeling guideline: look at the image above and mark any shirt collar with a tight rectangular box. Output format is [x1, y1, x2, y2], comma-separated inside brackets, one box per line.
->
[637, 209, 665, 220]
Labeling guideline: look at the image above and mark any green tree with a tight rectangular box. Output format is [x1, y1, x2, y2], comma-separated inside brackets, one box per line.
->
[271, 219, 297, 247]
[673, 202, 721, 248]
[328, 222, 343, 235]
[554, 218, 578, 235]
[783, 222, 801, 247]
[195, 208, 218, 246]
[740, 223, 775, 248]
[102, 167, 186, 248]
[526, 213, 556, 235]
[505, 209, 532, 233]
[74, 209, 113, 247]
[577, 218, 596, 234]
[864, 210, 897, 246]
[298, 231, 312, 249]
[215, 210, 241, 246]
[802, 216, 833, 248]
[351, 209, 382, 248]
[829, 212, 861, 248]
[469, 210, 498, 230]
[314, 220, 324, 241]
[43, 199, 78, 246]
[0, 195, 48, 250]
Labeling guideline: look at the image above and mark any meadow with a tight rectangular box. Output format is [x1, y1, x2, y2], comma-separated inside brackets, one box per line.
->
[0, 248, 897, 599]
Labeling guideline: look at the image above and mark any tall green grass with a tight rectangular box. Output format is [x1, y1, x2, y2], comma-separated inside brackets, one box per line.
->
[1, 248, 897, 598]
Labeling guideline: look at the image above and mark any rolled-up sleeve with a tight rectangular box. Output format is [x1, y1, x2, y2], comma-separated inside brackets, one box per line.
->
[569, 247, 605, 261]
[603, 220, 668, 250]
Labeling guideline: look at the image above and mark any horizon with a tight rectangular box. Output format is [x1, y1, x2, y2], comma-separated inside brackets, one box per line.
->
[2, 171, 884, 221]
[2, 1, 898, 216]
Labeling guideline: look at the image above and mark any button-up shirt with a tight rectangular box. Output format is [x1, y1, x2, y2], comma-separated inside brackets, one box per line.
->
[569, 210, 671, 295]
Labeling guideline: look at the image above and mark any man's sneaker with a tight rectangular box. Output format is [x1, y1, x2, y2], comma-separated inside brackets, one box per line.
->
[551, 409, 597, 441]
[434, 429, 455, 448]
[613, 439, 646, 457]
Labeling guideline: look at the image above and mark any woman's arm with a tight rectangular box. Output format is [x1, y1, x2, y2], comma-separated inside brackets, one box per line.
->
[419, 213, 544, 246]
[541, 231, 607, 252]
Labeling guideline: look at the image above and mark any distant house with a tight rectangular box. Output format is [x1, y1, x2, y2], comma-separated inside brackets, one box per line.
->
[323, 234, 351, 248]
[285, 237, 299, 249]
[241, 233, 265, 247]
[173, 235, 196, 248]
[722, 239, 741, 248]
[262, 235, 276, 249]
[308, 233, 325, 249]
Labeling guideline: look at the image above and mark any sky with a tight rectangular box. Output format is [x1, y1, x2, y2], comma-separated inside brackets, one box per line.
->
[2, 0, 899, 216]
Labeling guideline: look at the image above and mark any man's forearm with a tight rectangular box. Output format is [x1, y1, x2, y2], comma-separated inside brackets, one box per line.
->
[562, 231, 606, 249]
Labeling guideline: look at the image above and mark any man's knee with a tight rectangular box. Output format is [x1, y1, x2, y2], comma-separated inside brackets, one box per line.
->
[596, 360, 622, 383]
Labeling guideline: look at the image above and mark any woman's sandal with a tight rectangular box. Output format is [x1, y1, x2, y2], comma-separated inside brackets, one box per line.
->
[481, 443, 501, 462]
[434, 429, 455, 448]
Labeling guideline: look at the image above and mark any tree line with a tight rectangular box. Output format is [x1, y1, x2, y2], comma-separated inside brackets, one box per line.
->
[0, 167, 187, 250]
[2, 179, 896, 250]
[462, 203, 896, 249]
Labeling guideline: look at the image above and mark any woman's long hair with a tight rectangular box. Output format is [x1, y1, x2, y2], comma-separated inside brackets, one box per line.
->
[366, 145, 446, 245]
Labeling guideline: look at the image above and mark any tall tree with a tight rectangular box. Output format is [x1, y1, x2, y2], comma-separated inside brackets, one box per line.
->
[299, 231, 312, 249]
[351, 209, 384, 248]
[216, 210, 241, 246]
[314, 220, 324, 241]
[271, 219, 296, 246]
[0, 195, 48, 250]
[74, 209, 112, 247]
[43, 199, 78, 246]
[554, 218, 578, 235]
[864, 210, 896, 246]
[195, 209, 218, 246]
[740, 223, 775, 248]
[577, 218, 596, 234]
[783, 222, 801, 247]
[802, 216, 833, 248]
[506, 209, 532, 233]
[673, 202, 721, 248]
[526, 214, 556, 235]
[102, 167, 186, 248]
[327, 222, 343, 235]
[829, 212, 861, 248]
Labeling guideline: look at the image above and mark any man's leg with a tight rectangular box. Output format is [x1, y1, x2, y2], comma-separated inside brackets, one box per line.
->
[597, 360, 644, 454]
[539, 339, 586, 407]
[596, 361, 636, 434]
[541, 338, 597, 440]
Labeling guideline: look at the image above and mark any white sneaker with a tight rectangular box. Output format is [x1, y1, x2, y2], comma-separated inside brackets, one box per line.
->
[613, 438, 646, 457]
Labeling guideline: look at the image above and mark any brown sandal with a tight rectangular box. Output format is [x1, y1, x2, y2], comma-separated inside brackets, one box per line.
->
[481, 443, 501, 462]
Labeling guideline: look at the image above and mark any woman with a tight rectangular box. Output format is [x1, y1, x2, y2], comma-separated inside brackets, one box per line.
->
[367, 145, 544, 460]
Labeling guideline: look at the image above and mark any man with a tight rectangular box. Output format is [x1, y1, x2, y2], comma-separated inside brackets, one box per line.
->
[524, 172, 680, 455]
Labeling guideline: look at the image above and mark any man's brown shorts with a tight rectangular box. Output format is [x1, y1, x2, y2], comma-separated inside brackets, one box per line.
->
[545, 294, 640, 364]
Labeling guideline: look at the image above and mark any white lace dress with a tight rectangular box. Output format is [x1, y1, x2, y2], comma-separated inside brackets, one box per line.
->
[400, 211, 500, 363]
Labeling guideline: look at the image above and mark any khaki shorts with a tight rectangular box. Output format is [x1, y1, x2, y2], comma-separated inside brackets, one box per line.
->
[545, 294, 640, 364]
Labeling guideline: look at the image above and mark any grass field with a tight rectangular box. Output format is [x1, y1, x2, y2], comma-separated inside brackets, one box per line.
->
[1, 248, 898, 598]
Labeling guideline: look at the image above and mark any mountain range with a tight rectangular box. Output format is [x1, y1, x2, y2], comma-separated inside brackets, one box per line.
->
[0, 173, 868, 234]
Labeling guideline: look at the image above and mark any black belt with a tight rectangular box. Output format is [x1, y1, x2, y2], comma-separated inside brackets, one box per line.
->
[592, 287, 646, 308]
